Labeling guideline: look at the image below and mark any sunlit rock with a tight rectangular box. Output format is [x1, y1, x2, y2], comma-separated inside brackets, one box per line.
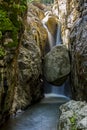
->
[42, 12, 58, 37]
[26, 4, 48, 55]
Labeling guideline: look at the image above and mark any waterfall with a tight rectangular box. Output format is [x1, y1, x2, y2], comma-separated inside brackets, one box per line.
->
[56, 23, 62, 45]
[42, 15, 71, 99]
[42, 15, 55, 50]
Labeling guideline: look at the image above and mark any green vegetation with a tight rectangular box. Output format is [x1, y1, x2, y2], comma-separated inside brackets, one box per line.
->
[69, 114, 77, 130]
[0, 0, 27, 57]
[0, 48, 5, 58]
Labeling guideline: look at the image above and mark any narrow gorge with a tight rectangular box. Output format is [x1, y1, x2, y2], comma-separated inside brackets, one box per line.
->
[0, 0, 87, 130]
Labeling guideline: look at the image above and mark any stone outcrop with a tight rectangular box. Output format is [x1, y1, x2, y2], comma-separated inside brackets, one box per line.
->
[53, 0, 87, 101]
[70, 10, 87, 100]
[43, 45, 70, 86]
[0, 2, 48, 125]
[53, 0, 81, 47]
[58, 100, 87, 130]
[9, 37, 43, 113]
[41, 11, 59, 50]
[6, 3, 48, 113]
[26, 4, 48, 55]
[45, 15, 58, 36]
[0, 0, 27, 125]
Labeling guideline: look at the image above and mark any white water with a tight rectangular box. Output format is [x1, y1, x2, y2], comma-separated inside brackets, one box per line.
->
[42, 14, 71, 98]
[56, 23, 62, 45]
[44, 79, 71, 98]
[42, 15, 55, 50]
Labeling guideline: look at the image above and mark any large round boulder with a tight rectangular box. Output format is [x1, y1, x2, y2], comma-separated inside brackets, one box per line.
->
[43, 45, 70, 86]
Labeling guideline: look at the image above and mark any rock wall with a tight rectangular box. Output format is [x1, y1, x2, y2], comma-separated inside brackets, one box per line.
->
[58, 100, 87, 130]
[70, 1, 87, 100]
[0, 0, 27, 124]
[53, 0, 87, 101]
[0, 2, 48, 125]
[53, 0, 81, 47]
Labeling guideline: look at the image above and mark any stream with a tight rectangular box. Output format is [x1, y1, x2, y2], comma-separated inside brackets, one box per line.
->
[0, 13, 71, 130]
[0, 95, 69, 130]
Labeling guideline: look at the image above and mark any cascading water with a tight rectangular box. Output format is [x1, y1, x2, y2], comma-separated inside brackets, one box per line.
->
[56, 22, 62, 45]
[42, 15, 55, 50]
[43, 19, 71, 99]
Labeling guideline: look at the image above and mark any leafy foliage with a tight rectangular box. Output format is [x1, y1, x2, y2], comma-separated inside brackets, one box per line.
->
[0, 10, 13, 31]
[0, 31, 2, 39]
[0, 0, 27, 48]
[69, 114, 77, 130]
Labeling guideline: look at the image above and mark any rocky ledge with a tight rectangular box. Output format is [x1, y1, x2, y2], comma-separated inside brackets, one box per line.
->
[58, 100, 87, 130]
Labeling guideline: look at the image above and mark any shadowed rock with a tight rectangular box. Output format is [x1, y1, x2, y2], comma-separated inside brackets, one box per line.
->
[43, 45, 70, 86]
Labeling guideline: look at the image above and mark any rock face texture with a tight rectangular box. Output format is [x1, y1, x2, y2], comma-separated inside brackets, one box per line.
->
[0, 0, 26, 124]
[43, 45, 70, 86]
[0, 2, 48, 125]
[10, 38, 43, 113]
[53, 0, 87, 101]
[45, 15, 58, 37]
[70, 4, 87, 101]
[58, 100, 87, 130]
[53, 0, 81, 47]
[41, 11, 58, 50]
[27, 4, 48, 55]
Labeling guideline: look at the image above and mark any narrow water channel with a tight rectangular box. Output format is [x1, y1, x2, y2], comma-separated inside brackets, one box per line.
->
[0, 11, 71, 130]
[0, 96, 69, 130]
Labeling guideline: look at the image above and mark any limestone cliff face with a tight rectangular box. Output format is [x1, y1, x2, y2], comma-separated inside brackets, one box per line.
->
[26, 4, 48, 55]
[53, 0, 81, 47]
[70, 2, 87, 100]
[53, 0, 87, 101]
[0, 2, 48, 124]
[7, 3, 48, 113]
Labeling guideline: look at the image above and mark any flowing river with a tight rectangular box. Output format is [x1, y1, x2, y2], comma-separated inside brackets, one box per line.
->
[0, 96, 69, 130]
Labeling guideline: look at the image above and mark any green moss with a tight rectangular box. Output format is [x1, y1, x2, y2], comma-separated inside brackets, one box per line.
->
[69, 114, 77, 130]
[0, 31, 2, 39]
[0, 10, 13, 31]
[0, 0, 27, 48]
[0, 48, 5, 58]
[0, 9, 18, 47]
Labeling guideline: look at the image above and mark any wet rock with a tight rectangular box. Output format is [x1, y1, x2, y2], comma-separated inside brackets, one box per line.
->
[45, 15, 58, 36]
[0, 2, 48, 121]
[58, 100, 87, 130]
[43, 45, 70, 86]
[53, 0, 87, 101]
[11, 38, 43, 112]
[42, 11, 58, 37]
